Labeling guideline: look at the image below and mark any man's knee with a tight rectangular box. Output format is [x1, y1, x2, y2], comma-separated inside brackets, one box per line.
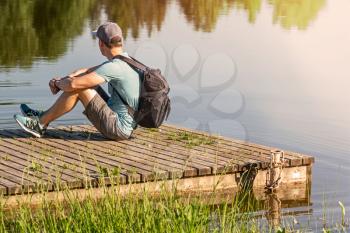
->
[78, 89, 97, 107]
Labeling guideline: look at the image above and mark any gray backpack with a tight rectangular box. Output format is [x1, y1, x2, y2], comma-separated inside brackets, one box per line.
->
[114, 55, 171, 128]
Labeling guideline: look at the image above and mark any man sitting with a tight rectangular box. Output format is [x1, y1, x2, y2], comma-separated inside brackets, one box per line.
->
[14, 22, 140, 140]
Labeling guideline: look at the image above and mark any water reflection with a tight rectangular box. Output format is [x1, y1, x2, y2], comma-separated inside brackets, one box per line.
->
[233, 0, 262, 23]
[177, 0, 261, 31]
[178, 0, 235, 32]
[99, 0, 168, 39]
[269, 0, 326, 30]
[0, 80, 31, 87]
[0, 0, 96, 68]
[179, 0, 263, 26]
[179, 0, 326, 30]
[0, 0, 327, 69]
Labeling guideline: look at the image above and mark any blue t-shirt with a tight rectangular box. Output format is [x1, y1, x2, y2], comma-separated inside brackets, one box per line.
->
[95, 52, 140, 136]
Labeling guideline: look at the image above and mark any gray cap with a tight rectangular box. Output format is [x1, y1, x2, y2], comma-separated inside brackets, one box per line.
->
[92, 22, 123, 45]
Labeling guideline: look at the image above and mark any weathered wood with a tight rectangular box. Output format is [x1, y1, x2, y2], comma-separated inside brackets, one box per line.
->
[46, 128, 172, 182]
[137, 126, 276, 169]
[72, 125, 215, 176]
[3, 165, 311, 209]
[161, 125, 309, 167]
[0, 124, 314, 197]
[79, 125, 262, 172]
[0, 130, 93, 189]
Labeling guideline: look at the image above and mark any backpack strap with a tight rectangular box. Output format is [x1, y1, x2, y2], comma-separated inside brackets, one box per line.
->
[113, 55, 148, 73]
[110, 55, 143, 120]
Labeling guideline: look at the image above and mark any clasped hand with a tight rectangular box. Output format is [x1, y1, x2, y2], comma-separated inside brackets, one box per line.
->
[49, 77, 62, 95]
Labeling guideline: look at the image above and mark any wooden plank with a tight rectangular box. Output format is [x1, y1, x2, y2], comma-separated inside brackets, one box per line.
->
[0, 131, 86, 182]
[0, 143, 61, 185]
[0, 167, 35, 195]
[132, 126, 268, 169]
[0, 184, 7, 196]
[77, 125, 308, 172]
[159, 125, 304, 167]
[45, 129, 167, 182]
[133, 126, 269, 165]
[302, 156, 315, 165]
[40, 130, 172, 183]
[57, 126, 200, 176]
[77, 125, 245, 173]
[0, 131, 91, 189]
[0, 163, 42, 192]
[3, 164, 312, 209]
[163, 124, 314, 165]
[120, 129, 237, 167]
[0, 159, 53, 192]
[0, 123, 314, 198]
[71, 125, 215, 176]
[0, 176, 18, 195]
[3, 129, 128, 186]
[0, 143, 80, 186]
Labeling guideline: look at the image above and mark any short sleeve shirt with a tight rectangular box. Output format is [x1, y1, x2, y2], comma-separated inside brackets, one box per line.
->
[95, 52, 140, 136]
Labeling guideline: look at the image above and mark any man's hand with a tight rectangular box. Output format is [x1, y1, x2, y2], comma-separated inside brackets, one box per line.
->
[49, 68, 105, 93]
[49, 77, 61, 95]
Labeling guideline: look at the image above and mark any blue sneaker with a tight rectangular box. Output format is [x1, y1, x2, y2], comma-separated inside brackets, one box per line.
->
[14, 114, 45, 138]
[20, 104, 44, 118]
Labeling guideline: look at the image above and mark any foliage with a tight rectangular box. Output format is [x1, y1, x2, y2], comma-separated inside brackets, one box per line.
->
[178, 0, 236, 32]
[0, 0, 96, 68]
[0, 184, 264, 233]
[268, 0, 326, 30]
[0, 173, 347, 232]
[99, 0, 168, 39]
[0, 0, 328, 69]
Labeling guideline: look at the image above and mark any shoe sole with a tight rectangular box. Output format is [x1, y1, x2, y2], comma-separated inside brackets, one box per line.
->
[19, 106, 47, 134]
[14, 116, 42, 138]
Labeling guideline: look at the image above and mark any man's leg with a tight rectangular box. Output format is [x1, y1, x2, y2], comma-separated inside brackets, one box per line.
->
[14, 88, 98, 138]
[40, 89, 97, 126]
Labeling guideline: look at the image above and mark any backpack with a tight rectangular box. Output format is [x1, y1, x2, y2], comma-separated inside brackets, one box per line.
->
[113, 55, 171, 128]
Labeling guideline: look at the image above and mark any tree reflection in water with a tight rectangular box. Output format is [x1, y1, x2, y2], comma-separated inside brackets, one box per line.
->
[0, 0, 326, 69]
[0, 0, 96, 68]
[269, 0, 326, 30]
[99, 0, 168, 39]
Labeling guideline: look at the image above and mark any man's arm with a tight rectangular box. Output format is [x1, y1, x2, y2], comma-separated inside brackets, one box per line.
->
[55, 72, 105, 92]
[49, 64, 104, 94]
[67, 65, 100, 78]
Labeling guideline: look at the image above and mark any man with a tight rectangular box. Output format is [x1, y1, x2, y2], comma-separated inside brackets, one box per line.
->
[14, 22, 140, 140]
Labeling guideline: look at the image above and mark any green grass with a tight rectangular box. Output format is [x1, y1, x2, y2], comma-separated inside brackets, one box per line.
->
[167, 131, 216, 148]
[0, 185, 265, 233]
[0, 177, 348, 233]
[146, 128, 160, 133]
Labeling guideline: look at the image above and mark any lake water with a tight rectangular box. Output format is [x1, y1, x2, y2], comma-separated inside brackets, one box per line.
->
[0, 0, 349, 230]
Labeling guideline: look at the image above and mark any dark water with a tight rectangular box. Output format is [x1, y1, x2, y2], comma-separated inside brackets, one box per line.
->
[1, 0, 349, 230]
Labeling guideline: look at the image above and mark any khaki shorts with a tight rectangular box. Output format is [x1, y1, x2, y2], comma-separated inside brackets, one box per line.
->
[83, 86, 129, 140]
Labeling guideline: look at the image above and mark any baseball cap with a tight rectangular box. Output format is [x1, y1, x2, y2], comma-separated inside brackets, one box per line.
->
[92, 22, 123, 45]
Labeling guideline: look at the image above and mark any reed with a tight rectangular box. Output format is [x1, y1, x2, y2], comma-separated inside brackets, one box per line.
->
[0, 175, 347, 233]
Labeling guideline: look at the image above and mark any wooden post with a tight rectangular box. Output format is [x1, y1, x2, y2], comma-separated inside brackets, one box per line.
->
[265, 193, 281, 228]
[266, 150, 284, 190]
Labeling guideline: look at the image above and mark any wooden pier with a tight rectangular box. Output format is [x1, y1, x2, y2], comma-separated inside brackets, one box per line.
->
[0, 124, 314, 208]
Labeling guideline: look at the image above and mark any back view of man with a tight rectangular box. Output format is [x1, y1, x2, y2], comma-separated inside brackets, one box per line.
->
[14, 22, 140, 140]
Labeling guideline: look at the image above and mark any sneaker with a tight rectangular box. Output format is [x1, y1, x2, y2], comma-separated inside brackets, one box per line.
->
[20, 104, 44, 118]
[14, 114, 45, 138]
